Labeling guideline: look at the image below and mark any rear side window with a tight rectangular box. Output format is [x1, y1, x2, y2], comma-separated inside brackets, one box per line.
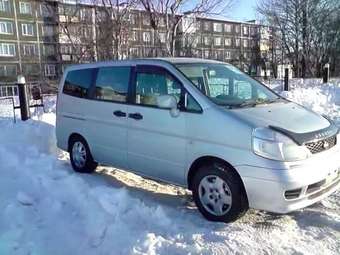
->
[63, 68, 94, 98]
[95, 66, 130, 102]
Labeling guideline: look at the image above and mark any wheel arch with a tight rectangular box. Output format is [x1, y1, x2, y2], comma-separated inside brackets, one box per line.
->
[187, 156, 247, 198]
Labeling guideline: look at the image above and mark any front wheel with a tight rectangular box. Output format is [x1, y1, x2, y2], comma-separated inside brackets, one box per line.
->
[69, 136, 97, 173]
[192, 162, 248, 223]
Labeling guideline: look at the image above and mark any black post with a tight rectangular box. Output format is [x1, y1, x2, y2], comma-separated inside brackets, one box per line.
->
[284, 68, 289, 91]
[17, 76, 30, 121]
[323, 63, 329, 83]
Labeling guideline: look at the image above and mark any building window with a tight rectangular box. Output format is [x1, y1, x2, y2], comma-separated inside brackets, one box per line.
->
[213, 23, 222, 32]
[243, 26, 249, 35]
[23, 64, 39, 75]
[45, 64, 56, 76]
[44, 44, 55, 55]
[142, 16, 150, 26]
[243, 39, 248, 48]
[40, 3, 53, 17]
[80, 8, 91, 21]
[0, 0, 10, 12]
[0, 21, 13, 34]
[204, 36, 210, 45]
[22, 44, 37, 56]
[0, 43, 15, 56]
[204, 50, 210, 58]
[0, 65, 17, 77]
[42, 25, 54, 36]
[235, 25, 240, 33]
[19, 2, 32, 14]
[59, 44, 71, 55]
[159, 18, 165, 27]
[224, 38, 232, 46]
[225, 51, 231, 60]
[142, 31, 151, 42]
[203, 21, 210, 31]
[224, 24, 232, 33]
[129, 47, 138, 57]
[159, 32, 166, 43]
[21, 23, 34, 36]
[131, 31, 138, 41]
[214, 37, 222, 46]
[235, 38, 240, 47]
[130, 14, 137, 25]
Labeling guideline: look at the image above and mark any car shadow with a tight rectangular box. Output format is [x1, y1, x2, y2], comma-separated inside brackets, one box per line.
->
[55, 151, 340, 233]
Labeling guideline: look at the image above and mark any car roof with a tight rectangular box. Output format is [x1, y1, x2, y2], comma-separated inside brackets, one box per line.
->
[64, 58, 226, 72]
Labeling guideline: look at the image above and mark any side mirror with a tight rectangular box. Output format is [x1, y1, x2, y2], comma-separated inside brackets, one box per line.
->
[157, 95, 180, 117]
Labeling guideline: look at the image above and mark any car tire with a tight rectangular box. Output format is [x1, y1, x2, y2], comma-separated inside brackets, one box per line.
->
[192, 162, 248, 223]
[69, 136, 98, 173]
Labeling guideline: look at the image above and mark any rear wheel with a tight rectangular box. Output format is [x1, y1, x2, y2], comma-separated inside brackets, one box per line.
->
[192, 162, 248, 223]
[69, 136, 97, 173]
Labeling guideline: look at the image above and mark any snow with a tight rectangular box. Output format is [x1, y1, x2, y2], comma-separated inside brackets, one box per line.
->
[0, 82, 339, 255]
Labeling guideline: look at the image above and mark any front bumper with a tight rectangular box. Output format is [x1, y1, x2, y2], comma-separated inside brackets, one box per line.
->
[236, 145, 340, 213]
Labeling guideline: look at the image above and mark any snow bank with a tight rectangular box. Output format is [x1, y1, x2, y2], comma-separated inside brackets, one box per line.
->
[280, 81, 340, 126]
[0, 83, 339, 255]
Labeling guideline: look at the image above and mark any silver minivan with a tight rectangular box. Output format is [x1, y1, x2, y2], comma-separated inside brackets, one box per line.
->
[56, 58, 340, 222]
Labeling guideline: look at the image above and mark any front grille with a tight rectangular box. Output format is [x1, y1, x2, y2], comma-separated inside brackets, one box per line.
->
[305, 135, 337, 154]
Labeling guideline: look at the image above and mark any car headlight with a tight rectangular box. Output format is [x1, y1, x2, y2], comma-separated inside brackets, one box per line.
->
[252, 127, 311, 161]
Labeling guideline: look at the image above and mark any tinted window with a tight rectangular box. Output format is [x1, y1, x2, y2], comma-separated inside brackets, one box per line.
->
[95, 66, 130, 102]
[135, 72, 182, 107]
[63, 68, 94, 98]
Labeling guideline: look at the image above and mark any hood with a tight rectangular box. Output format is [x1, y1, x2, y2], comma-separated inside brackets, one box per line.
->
[230, 101, 330, 134]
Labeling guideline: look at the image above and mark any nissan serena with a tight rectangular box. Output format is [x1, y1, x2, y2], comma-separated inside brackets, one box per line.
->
[56, 58, 340, 222]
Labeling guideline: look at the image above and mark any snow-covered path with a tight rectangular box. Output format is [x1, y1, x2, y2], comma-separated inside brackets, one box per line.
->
[0, 82, 339, 255]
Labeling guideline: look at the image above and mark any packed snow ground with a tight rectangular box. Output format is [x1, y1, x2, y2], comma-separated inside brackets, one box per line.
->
[0, 81, 339, 255]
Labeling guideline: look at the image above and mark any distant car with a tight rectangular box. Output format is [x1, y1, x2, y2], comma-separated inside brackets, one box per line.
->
[56, 58, 340, 223]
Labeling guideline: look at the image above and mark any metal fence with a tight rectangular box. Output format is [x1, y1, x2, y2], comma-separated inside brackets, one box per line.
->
[0, 82, 57, 123]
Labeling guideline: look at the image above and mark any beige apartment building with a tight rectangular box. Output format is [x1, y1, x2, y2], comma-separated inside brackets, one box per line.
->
[0, 0, 276, 90]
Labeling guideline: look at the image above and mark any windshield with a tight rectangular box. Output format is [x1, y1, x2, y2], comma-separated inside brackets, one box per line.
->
[176, 63, 281, 108]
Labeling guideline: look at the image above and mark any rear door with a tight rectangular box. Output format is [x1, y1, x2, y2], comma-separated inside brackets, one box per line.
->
[84, 65, 131, 169]
[126, 65, 188, 185]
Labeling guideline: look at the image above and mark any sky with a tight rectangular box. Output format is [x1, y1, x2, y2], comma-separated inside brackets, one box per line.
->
[226, 0, 259, 21]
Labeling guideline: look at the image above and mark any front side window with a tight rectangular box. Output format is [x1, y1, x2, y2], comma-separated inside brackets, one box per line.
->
[135, 71, 181, 107]
[176, 63, 280, 108]
[135, 68, 201, 112]
[95, 66, 130, 102]
[63, 68, 94, 98]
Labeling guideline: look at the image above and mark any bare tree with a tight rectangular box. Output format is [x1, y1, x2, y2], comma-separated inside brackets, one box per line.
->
[91, 0, 137, 60]
[138, 0, 234, 57]
[257, 0, 340, 78]
[47, 0, 97, 63]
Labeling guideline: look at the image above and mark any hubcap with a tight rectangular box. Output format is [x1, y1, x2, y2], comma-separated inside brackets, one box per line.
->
[72, 141, 86, 168]
[198, 175, 232, 216]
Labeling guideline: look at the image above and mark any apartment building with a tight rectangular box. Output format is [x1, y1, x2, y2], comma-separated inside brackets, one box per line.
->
[0, 0, 276, 85]
[0, 0, 59, 84]
[178, 16, 275, 77]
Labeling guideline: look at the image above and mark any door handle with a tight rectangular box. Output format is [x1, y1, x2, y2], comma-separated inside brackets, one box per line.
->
[128, 113, 143, 120]
[113, 110, 127, 117]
